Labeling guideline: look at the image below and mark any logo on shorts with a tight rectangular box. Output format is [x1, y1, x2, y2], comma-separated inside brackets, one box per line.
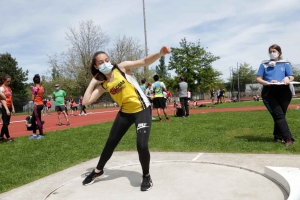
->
[137, 123, 149, 131]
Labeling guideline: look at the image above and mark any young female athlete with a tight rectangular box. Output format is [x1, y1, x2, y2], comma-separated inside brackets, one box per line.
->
[0, 75, 15, 142]
[82, 46, 171, 191]
[29, 74, 45, 139]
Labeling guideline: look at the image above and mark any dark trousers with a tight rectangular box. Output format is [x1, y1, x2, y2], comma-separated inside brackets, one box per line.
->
[80, 105, 86, 114]
[262, 85, 293, 140]
[31, 105, 44, 135]
[1, 107, 12, 139]
[180, 97, 189, 116]
[96, 106, 152, 175]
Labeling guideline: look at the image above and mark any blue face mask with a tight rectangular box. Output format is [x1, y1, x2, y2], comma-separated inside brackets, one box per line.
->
[99, 62, 113, 74]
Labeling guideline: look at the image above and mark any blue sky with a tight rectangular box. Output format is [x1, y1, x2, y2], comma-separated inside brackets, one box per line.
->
[1, 0, 300, 82]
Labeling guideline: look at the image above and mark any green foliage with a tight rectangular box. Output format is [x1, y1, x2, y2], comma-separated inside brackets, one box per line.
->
[155, 56, 170, 80]
[168, 38, 221, 92]
[291, 64, 300, 82]
[230, 62, 256, 92]
[0, 53, 29, 111]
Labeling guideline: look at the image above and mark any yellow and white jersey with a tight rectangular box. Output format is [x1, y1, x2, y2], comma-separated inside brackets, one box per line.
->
[102, 66, 150, 113]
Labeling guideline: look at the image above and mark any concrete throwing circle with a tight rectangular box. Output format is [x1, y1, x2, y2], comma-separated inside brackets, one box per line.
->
[45, 162, 287, 200]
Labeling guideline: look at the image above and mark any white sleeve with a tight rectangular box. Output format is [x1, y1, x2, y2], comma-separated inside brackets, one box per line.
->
[161, 82, 166, 89]
[0, 87, 4, 93]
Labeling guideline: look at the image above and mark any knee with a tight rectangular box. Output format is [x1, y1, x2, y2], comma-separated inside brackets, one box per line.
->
[137, 142, 149, 152]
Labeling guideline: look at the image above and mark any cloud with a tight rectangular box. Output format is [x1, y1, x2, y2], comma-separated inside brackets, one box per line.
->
[0, 0, 300, 83]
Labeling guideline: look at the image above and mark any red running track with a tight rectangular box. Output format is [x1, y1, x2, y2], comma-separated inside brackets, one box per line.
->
[3, 104, 298, 138]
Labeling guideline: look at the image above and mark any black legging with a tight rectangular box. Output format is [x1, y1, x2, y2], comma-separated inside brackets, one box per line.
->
[80, 105, 86, 114]
[1, 107, 12, 139]
[180, 97, 189, 117]
[262, 85, 293, 141]
[96, 106, 152, 175]
[31, 104, 44, 135]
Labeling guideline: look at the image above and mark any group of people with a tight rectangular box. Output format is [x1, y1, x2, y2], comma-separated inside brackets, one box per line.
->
[210, 88, 226, 105]
[0, 44, 295, 192]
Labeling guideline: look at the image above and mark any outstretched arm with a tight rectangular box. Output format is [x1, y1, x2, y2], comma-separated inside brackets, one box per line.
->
[83, 78, 106, 106]
[118, 46, 171, 70]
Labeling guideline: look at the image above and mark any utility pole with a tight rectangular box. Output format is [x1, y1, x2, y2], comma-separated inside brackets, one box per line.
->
[237, 62, 240, 102]
[142, 0, 148, 75]
[229, 66, 232, 99]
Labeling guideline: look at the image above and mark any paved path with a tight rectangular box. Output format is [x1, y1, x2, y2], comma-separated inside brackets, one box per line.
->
[1, 152, 300, 200]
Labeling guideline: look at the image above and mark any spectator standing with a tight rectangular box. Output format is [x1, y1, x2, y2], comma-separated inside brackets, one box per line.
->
[152, 75, 170, 122]
[29, 74, 45, 139]
[177, 76, 189, 117]
[210, 88, 215, 105]
[46, 99, 51, 115]
[140, 78, 146, 94]
[216, 88, 221, 104]
[52, 84, 70, 126]
[0, 75, 15, 142]
[79, 96, 87, 116]
[256, 44, 294, 146]
[166, 90, 172, 104]
[42, 99, 47, 116]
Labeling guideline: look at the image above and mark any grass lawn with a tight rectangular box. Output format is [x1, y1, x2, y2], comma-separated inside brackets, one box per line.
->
[1, 101, 300, 193]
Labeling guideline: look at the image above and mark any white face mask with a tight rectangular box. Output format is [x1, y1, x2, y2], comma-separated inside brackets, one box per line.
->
[99, 62, 113, 74]
[269, 52, 279, 60]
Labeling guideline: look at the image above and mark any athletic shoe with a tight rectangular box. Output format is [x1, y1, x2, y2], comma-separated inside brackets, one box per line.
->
[66, 121, 70, 126]
[140, 175, 153, 191]
[58, 122, 62, 126]
[7, 138, 14, 142]
[82, 170, 104, 185]
[166, 118, 171, 122]
[285, 139, 293, 146]
[152, 117, 156, 120]
[29, 134, 37, 139]
[36, 135, 44, 139]
[0, 137, 5, 141]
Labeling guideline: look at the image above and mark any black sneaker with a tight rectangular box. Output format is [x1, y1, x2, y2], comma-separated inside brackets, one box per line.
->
[82, 170, 104, 185]
[141, 175, 153, 191]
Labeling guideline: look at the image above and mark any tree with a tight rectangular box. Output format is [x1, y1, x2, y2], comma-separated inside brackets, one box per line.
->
[46, 20, 110, 97]
[230, 62, 256, 97]
[108, 35, 155, 84]
[0, 53, 29, 112]
[291, 63, 300, 81]
[168, 38, 220, 92]
[155, 56, 170, 81]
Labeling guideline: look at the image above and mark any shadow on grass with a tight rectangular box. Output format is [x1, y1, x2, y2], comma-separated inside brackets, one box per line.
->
[235, 135, 273, 143]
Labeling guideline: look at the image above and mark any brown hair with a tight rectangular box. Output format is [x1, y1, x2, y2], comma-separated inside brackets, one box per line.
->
[90, 51, 112, 81]
[269, 44, 282, 58]
[0, 74, 11, 85]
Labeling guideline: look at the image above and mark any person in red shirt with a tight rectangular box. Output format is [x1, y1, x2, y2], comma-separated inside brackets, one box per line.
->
[29, 74, 45, 139]
[46, 100, 52, 115]
[0, 75, 15, 142]
[166, 90, 172, 104]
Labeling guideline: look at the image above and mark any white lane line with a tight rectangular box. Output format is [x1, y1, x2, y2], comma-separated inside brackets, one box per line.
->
[192, 153, 204, 162]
